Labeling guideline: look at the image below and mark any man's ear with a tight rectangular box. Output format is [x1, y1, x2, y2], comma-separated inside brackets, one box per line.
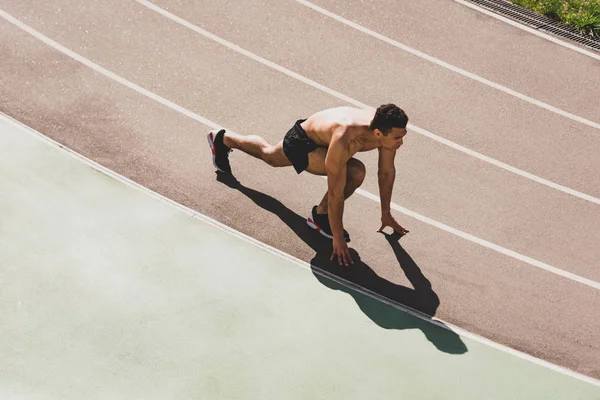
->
[373, 128, 383, 138]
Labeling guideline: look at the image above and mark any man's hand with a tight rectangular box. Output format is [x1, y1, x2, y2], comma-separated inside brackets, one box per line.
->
[377, 212, 409, 235]
[331, 236, 353, 267]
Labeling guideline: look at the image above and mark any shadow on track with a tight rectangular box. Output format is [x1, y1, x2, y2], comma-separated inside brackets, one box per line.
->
[217, 173, 467, 354]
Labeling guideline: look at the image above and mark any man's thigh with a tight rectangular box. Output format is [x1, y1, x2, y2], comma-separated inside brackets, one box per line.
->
[268, 140, 293, 167]
[305, 147, 328, 176]
[305, 151, 364, 178]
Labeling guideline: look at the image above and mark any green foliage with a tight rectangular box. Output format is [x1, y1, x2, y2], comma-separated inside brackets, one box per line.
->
[510, 0, 600, 36]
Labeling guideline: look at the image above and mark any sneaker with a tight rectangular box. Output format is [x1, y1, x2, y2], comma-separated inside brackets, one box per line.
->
[307, 205, 350, 242]
[207, 129, 232, 173]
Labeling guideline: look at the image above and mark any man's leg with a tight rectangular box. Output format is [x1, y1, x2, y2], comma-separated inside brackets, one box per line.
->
[314, 157, 366, 214]
[223, 133, 292, 168]
[302, 150, 361, 241]
[304, 153, 363, 241]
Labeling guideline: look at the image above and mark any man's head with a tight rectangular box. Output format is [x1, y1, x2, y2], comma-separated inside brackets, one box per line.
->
[370, 104, 408, 150]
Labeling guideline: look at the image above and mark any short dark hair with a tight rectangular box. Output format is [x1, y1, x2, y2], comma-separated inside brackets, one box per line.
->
[369, 104, 408, 135]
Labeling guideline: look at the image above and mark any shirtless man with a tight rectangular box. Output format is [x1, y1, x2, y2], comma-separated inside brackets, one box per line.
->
[207, 104, 409, 267]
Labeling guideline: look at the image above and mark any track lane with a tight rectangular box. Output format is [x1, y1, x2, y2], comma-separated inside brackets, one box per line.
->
[305, 0, 600, 120]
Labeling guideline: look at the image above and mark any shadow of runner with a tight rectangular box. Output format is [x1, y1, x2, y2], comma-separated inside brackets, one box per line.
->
[217, 173, 467, 354]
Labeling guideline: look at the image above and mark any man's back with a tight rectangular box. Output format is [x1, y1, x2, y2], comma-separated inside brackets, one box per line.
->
[301, 106, 377, 149]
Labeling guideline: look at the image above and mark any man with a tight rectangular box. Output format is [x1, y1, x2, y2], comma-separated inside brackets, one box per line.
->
[207, 104, 409, 266]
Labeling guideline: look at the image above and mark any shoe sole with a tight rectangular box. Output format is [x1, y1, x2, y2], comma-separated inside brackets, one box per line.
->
[207, 131, 227, 173]
[307, 217, 350, 242]
[307, 217, 334, 240]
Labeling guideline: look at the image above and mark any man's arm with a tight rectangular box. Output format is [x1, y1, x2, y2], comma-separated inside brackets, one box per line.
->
[377, 147, 409, 234]
[325, 131, 354, 266]
[325, 133, 351, 240]
[377, 146, 396, 214]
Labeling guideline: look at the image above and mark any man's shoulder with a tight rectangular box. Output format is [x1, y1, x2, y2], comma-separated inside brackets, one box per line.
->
[331, 124, 363, 151]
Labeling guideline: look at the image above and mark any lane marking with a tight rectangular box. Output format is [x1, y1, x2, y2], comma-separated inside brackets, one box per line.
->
[294, 0, 600, 131]
[136, 0, 600, 206]
[3, 113, 599, 387]
[1, 8, 599, 292]
[355, 186, 600, 290]
[452, 0, 600, 61]
[0, 10, 222, 131]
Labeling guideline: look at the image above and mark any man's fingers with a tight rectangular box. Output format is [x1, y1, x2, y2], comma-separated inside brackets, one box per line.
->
[331, 244, 353, 267]
[393, 223, 409, 234]
[331, 247, 344, 265]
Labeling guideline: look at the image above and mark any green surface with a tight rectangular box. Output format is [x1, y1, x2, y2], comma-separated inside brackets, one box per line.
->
[509, 0, 600, 36]
[1, 115, 599, 399]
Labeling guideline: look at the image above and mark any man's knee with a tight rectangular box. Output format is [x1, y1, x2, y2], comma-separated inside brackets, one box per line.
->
[347, 159, 366, 186]
[264, 145, 289, 167]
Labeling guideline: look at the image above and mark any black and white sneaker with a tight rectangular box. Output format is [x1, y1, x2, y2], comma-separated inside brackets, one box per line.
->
[307, 205, 350, 242]
[207, 129, 232, 173]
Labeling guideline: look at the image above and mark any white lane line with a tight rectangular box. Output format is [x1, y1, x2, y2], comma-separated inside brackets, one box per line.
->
[0, 11, 223, 132]
[1, 8, 599, 292]
[355, 186, 600, 290]
[453, 0, 600, 61]
[295, 0, 600, 131]
[4, 113, 600, 387]
[136, 0, 600, 207]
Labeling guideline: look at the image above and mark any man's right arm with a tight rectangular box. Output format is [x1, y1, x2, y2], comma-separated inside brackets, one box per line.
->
[325, 135, 349, 240]
[325, 133, 353, 266]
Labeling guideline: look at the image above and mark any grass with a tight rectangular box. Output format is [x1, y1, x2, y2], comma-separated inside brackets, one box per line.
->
[509, 0, 600, 37]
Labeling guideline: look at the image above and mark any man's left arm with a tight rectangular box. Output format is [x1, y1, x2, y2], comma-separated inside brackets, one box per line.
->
[377, 147, 409, 234]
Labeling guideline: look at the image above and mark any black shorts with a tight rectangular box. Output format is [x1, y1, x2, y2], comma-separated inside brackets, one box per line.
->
[283, 119, 320, 174]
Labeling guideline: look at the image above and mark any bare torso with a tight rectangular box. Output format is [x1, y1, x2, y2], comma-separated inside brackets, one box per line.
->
[300, 106, 380, 155]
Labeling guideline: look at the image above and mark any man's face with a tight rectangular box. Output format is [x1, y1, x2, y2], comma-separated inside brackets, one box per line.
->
[381, 127, 407, 150]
